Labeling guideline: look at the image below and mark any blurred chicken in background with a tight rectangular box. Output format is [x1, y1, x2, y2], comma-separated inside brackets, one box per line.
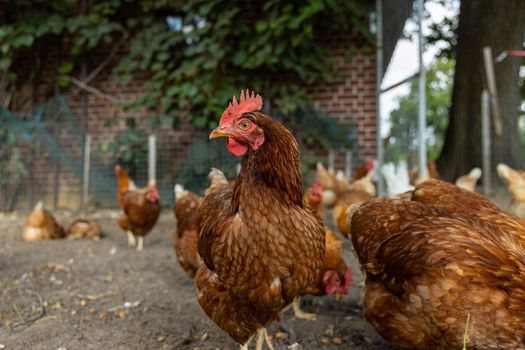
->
[115, 164, 161, 251]
[497, 163, 525, 219]
[23, 201, 65, 241]
[172, 184, 202, 278]
[455, 167, 482, 192]
[66, 219, 103, 239]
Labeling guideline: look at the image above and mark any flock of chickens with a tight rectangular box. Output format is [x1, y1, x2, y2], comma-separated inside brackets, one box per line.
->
[19, 90, 525, 349]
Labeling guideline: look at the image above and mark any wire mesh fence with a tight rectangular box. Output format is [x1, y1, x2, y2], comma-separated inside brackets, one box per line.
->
[0, 96, 358, 211]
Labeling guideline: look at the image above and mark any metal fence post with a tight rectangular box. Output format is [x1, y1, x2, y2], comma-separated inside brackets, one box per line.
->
[82, 134, 91, 209]
[328, 148, 335, 173]
[375, 0, 385, 196]
[148, 134, 156, 182]
[344, 148, 352, 180]
[481, 90, 492, 195]
[417, 0, 428, 180]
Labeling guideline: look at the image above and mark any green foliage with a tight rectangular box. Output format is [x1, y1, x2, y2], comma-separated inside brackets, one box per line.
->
[385, 57, 454, 165]
[99, 118, 147, 175]
[0, 0, 125, 72]
[0, 127, 29, 188]
[175, 136, 239, 193]
[115, 0, 372, 129]
[425, 0, 460, 59]
[2, 0, 372, 148]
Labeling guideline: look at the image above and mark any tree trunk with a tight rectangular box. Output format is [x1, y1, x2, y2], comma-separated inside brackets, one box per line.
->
[437, 0, 525, 182]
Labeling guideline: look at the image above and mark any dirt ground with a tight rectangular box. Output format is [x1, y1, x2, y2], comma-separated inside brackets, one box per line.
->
[0, 189, 513, 350]
[0, 206, 395, 350]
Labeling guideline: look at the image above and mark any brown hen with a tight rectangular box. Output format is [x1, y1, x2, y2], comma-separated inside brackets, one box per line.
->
[22, 201, 65, 241]
[195, 91, 325, 349]
[115, 165, 161, 251]
[172, 184, 202, 278]
[66, 219, 103, 239]
[332, 170, 375, 236]
[348, 179, 525, 348]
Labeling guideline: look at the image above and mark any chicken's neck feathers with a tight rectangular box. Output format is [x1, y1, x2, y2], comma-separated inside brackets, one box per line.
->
[233, 116, 303, 210]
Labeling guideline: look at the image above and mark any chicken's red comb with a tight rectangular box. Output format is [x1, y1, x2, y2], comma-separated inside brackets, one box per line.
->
[219, 90, 263, 127]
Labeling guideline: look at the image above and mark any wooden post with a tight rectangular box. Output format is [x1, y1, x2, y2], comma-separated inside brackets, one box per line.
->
[481, 90, 492, 195]
[148, 134, 156, 182]
[82, 134, 91, 209]
[483, 47, 503, 136]
[344, 148, 352, 180]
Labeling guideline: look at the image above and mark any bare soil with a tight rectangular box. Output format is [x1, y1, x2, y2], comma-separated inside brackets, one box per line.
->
[0, 208, 394, 350]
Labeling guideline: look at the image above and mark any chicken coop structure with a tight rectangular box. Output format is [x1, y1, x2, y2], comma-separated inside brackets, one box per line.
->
[0, 0, 416, 211]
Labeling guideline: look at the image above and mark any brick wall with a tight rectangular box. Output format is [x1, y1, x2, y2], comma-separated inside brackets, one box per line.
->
[308, 51, 377, 161]
[5, 33, 377, 209]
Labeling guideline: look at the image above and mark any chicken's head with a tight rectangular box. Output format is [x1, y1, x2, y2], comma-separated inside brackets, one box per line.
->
[308, 182, 323, 203]
[364, 159, 374, 172]
[209, 90, 265, 157]
[323, 268, 352, 300]
[146, 181, 159, 203]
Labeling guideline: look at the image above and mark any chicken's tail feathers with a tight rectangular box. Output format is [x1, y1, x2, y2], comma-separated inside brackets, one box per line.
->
[208, 167, 228, 184]
[33, 200, 44, 211]
[469, 167, 482, 179]
[174, 184, 187, 200]
[497, 163, 511, 181]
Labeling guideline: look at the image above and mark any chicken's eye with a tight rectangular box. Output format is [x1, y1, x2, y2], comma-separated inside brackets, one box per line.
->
[239, 121, 250, 130]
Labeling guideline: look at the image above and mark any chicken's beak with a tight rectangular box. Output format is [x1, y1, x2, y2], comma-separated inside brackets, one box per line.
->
[209, 127, 229, 140]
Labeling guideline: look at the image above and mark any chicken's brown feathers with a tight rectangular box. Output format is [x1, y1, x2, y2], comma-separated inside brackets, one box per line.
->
[173, 190, 203, 278]
[196, 111, 325, 344]
[348, 178, 525, 348]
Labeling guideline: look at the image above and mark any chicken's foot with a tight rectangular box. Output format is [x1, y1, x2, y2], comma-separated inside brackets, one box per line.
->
[127, 231, 136, 247]
[136, 236, 144, 251]
[292, 297, 317, 321]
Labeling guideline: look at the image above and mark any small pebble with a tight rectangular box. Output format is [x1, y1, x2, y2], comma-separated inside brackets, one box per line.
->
[321, 337, 330, 345]
[200, 333, 209, 341]
[115, 310, 128, 319]
[156, 336, 165, 342]
[0, 344, 5, 349]
[333, 337, 343, 345]
[275, 331, 287, 341]
[324, 328, 334, 336]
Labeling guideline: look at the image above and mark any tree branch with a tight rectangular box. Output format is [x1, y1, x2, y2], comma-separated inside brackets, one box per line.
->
[61, 75, 120, 104]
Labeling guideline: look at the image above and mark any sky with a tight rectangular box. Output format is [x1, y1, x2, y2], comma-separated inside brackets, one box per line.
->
[380, 1, 459, 136]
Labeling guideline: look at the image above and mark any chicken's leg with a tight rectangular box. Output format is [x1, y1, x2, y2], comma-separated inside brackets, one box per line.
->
[239, 329, 273, 350]
[240, 334, 254, 350]
[262, 328, 274, 350]
[292, 297, 316, 321]
[136, 236, 144, 251]
[127, 231, 136, 247]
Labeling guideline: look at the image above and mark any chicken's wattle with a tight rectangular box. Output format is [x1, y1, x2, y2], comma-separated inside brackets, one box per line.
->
[226, 137, 248, 157]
